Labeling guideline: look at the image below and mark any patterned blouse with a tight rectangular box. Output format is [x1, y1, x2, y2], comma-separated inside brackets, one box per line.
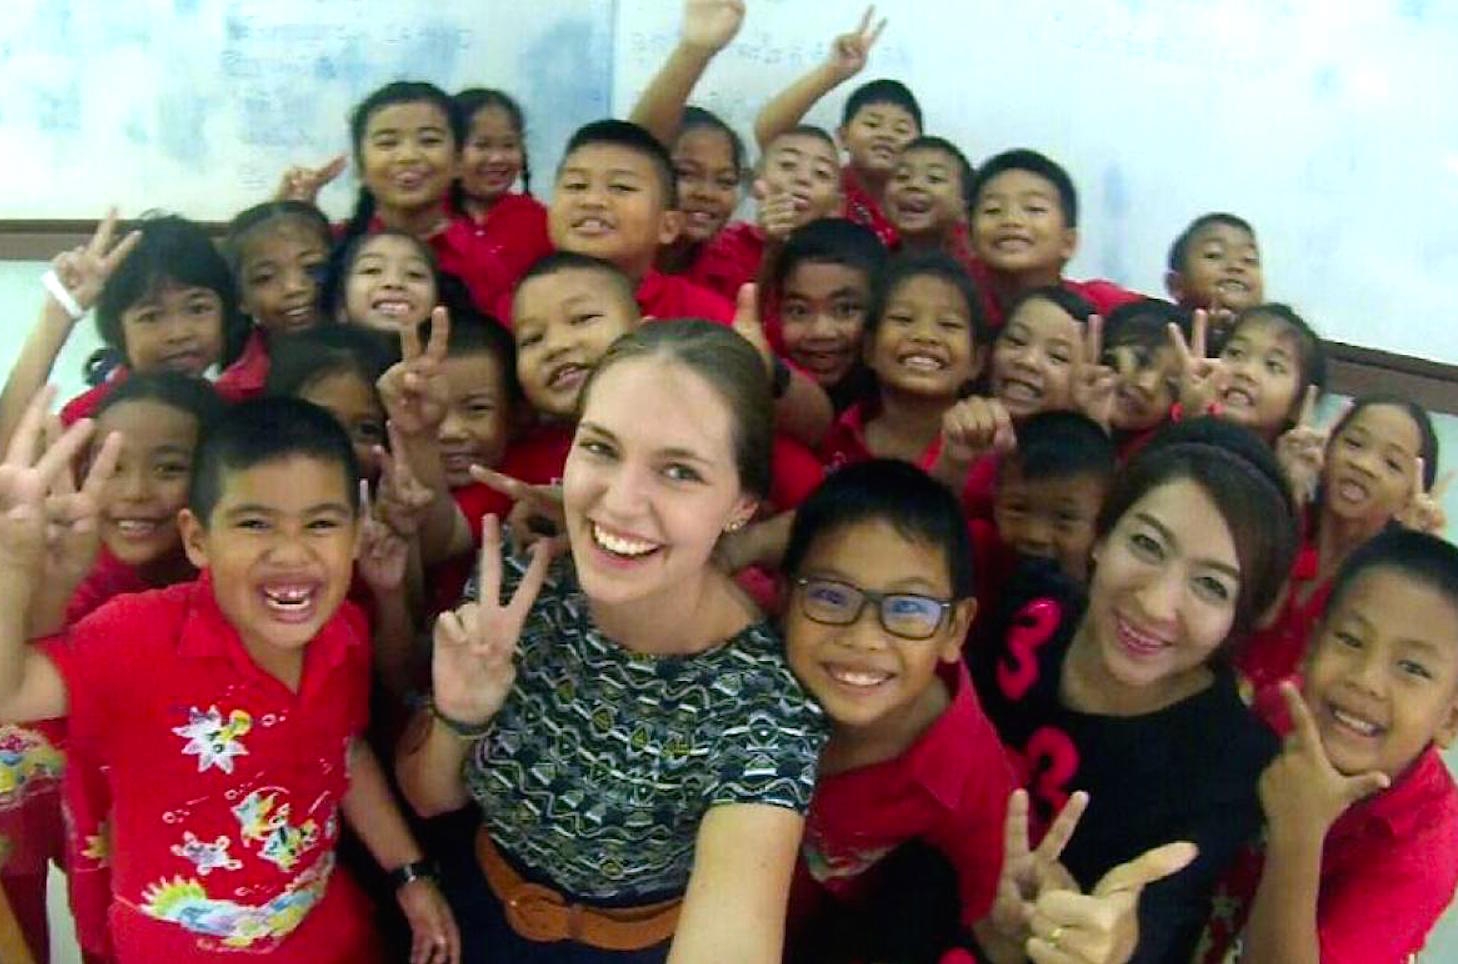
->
[462, 550, 828, 902]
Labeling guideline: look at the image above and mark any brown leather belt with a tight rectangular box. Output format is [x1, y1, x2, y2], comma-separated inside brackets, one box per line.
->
[475, 828, 681, 951]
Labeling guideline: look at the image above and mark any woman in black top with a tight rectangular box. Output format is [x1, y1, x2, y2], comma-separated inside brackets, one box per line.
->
[971, 419, 1299, 963]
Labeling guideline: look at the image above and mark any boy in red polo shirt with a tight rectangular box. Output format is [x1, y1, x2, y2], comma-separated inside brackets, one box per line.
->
[1228, 530, 1458, 963]
[0, 394, 458, 963]
[753, 10, 914, 248]
[967, 149, 1143, 330]
[779, 459, 1014, 961]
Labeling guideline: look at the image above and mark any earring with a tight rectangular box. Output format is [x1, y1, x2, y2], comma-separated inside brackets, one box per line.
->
[724, 518, 747, 534]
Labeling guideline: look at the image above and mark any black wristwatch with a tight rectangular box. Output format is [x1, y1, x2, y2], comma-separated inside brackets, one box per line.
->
[388, 860, 438, 891]
[771, 356, 792, 399]
[429, 700, 494, 739]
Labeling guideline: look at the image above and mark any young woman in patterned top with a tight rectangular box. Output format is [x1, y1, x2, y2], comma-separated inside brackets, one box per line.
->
[396, 320, 828, 963]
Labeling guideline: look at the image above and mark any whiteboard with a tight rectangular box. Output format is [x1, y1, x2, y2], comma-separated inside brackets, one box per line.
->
[613, 0, 1458, 365]
[0, 0, 615, 223]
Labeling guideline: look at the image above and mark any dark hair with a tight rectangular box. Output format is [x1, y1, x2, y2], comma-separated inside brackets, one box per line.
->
[1325, 528, 1458, 625]
[901, 136, 976, 211]
[454, 87, 532, 196]
[339, 81, 463, 268]
[441, 304, 522, 406]
[577, 320, 772, 498]
[560, 119, 678, 208]
[1003, 285, 1095, 331]
[1326, 394, 1439, 490]
[513, 251, 639, 315]
[784, 459, 974, 599]
[768, 218, 888, 296]
[842, 79, 923, 131]
[94, 371, 227, 430]
[264, 325, 393, 401]
[1007, 412, 1115, 485]
[1167, 212, 1257, 274]
[678, 106, 747, 178]
[189, 396, 360, 525]
[224, 201, 332, 274]
[1100, 417, 1299, 635]
[325, 228, 440, 322]
[868, 252, 988, 349]
[768, 124, 839, 156]
[90, 214, 249, 383]
[1226, 303, 1328, 411]
[1104, 298, 1191, 353]
[969, 149, 1079, 228]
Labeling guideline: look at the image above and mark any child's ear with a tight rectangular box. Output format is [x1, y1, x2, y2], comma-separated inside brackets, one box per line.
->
[1435, 689, 1458, 750]
[940, 598, 977, 663]
[657, 208, 684, 247]
[1165, 270, 1188, 302]
[178, 508, 210, 570]
[1058, 225, 1079, 264]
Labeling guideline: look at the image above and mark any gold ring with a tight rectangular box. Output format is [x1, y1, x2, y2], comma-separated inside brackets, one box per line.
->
[1048, 925, 1065, 948]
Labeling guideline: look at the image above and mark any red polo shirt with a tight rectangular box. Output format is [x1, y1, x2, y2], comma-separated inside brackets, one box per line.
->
[818, 402, 999, 518]
[636, 269, 735, 324]
[61, 357, 239, 426]
[792, 663, 1013, 928]
[456, 193, 553, 291]
[1235, 542, 1329, 697]
[430, 482, 516, 616]
[212, 328, 272, 402]
[843, 166, 899, 248]
[500, 423, 576, 486]
[684, 222, 767, 302]
[42, 575, 378, 962]
[962, 259, 1143, 331]
[1198, 739, 1458, 963]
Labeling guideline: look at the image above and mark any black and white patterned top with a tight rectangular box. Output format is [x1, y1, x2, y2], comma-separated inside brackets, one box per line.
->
[461, 550, 827, 902]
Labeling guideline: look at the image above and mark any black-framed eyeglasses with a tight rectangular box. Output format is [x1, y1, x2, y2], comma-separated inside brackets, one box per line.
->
[791, 577, 954, 641]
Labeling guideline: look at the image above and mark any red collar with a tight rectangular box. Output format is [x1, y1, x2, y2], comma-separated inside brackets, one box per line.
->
[905, 662, 985, 809]
[176, 572, 357, 696]
[1333, 745, 1456, 842]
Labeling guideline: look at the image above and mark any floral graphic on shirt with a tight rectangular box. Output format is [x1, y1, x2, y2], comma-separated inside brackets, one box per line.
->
[0, 724, 65, 803]
[232, 789, 319, 872]
[81, 819, 110, 863]
[139, 852, 333, 948]
[801, 838, 894, 883]
[173, 706, 252, 774]
[170, 831, 243, 877]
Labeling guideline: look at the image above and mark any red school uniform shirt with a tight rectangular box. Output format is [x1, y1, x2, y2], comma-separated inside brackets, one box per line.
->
[636, 269, 736, 324]
[818, 402, 999, 519]
[1197, 733, 1458, 963]
[792, 663, 1013, 929]
[456, 193, 553, 288]
[42, 574, 379, 963]
[1233, 541, 1329, 697]
[961, 259, 1144, 332]
[843, 166, 899, 248]
[211, 328, 272, 402]
[60, 354, 245, 427]
[684, 221, 767, 302]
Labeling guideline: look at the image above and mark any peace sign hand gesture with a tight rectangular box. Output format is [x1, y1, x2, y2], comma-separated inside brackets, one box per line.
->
[826, 6, 887, 82]
[1026, 839, 1199, 963]
[49, 208, 142, 319]
[1168, 309, 1229, 417]
[377, 307, 452, 438]
[40, 411, 123, 593]
[1069, 315, 1117, 429]
[0, 389, 102, 580]
[374, 422, 437, 538]
[1274, 386, 1334, 507]
[469, 465, 569, 559]
[985, 789, 1090, 944]
[1259, 682, 1390, 841]
[431, 516, 552, 727]
[1394, 456, 1452, 536]
[274, 154, 348, 204]
[356, 480, 412, 594]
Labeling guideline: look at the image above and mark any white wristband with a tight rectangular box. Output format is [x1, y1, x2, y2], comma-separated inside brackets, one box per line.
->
[42, 270, 85, 321]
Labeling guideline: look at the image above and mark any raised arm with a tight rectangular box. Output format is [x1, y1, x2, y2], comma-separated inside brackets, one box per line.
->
[752, 6, 885, 150]
[667, 803, 804, 964]
[629, 0, 746, 145]
[396, 518, 551, 818]
[0, 390, 114, 724]
[0, 211, 139, 448]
